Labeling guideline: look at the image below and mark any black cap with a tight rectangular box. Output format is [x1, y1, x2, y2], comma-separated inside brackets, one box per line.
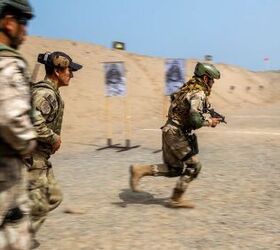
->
[0, 0, 34, 20]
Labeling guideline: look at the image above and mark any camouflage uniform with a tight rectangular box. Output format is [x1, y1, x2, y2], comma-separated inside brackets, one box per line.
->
[160, 77, 211, 190]
[130, 76, 214, 208]
[0, 45, 36, 249]
[27, 79, 64, 234]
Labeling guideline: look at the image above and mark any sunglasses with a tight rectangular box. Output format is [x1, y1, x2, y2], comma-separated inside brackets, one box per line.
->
[17, 17, 28, 26]
[11, 15, 28, 26]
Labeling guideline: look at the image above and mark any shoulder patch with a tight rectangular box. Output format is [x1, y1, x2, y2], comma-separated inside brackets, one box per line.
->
[39, 100, 52, 115]
[45, 93, 58, 110]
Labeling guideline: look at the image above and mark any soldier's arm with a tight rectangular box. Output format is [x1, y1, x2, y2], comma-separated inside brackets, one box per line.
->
[32, 89, 60, 146]
[188, 91, 212, 129]
[0, 58, 37, 154]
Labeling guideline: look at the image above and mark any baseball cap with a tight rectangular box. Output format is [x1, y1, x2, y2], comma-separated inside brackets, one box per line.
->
[37, 51, 82, 72]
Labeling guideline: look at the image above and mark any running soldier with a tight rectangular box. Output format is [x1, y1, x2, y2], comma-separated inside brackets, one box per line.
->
[130, 62, 222, 208]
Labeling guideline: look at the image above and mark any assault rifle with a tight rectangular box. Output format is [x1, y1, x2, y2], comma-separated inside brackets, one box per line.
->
[208, 108, 227, 124]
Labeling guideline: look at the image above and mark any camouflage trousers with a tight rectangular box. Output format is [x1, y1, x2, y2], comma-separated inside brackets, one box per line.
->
[27, 153, 63, 236]
[0, 156, 31, 250]
[160, 122, 202, 192]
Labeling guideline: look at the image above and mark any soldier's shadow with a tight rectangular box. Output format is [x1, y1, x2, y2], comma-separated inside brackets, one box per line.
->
[112, 189, 168, 208]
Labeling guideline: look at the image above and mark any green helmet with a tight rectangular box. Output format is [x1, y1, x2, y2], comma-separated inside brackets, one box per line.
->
[0, 0, 34, 19]
[194, 62, 220, 79]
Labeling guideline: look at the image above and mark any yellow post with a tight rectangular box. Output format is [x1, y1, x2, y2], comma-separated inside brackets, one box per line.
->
[105, 97, 113, 146]
[123, 97, 131, 147]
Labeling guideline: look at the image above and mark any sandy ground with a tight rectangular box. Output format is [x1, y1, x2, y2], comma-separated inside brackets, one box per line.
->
[17, 36, 280, 249]
[33, 102, 280, 250]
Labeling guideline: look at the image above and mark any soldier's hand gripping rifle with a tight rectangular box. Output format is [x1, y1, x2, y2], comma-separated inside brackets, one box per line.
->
[208, 108, 227, 124]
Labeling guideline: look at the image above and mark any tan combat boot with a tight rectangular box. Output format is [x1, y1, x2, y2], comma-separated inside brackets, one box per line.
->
[167, 188, 195, 208]
[129, 164, 154, 192]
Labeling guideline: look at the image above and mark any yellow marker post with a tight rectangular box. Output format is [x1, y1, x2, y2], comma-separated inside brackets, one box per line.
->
[105, 97, 113, 146]
[123, 97, 131, 148]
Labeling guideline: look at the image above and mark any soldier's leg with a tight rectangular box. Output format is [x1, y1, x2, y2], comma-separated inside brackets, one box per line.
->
[130, 124, 190, 192]
[45, 161, 63, 212]
[28, 168, 49, 235]
[27, 155, 50, 235]
[130, 164, 170, 192]
[0, 157, 31, 250]
[168, 156, 202, 208]
[27, 156, 63, 236]
[161, 124, 197, 208]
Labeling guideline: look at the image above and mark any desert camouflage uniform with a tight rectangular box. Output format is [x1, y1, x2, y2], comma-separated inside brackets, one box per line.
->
[155, 76, 212, 192]
[27, 79, 63, 235]
[131, 77, 211, 191]
[0, 44, 36, 250]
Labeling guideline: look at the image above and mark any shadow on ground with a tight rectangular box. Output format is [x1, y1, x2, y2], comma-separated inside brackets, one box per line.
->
[112, 189, 168, 207]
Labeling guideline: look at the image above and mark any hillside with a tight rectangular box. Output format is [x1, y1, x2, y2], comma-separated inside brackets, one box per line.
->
[20, 36, 280, 144]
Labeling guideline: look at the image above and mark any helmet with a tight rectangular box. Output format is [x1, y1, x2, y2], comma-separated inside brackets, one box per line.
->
[194, 62, 220, 79]
[0, 0, 34, 19]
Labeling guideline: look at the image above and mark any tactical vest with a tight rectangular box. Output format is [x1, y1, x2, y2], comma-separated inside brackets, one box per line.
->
[168, 77, 209, 129]
[0, 45, 31, 156]
[32, 80, 64, 134]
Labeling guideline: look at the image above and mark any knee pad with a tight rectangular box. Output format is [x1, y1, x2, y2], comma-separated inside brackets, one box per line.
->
[191, 162, 202, 179]
[182, 162, 202, 179]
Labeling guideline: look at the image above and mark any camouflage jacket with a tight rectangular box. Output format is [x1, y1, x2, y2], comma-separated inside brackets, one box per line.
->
[167, 76, 211, 130]
[31, 79, 64, 156]
[0, 44, 36, 156]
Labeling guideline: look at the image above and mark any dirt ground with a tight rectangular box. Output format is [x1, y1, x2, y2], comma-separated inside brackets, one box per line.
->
[18, 36, 280, 250]
[34, 103, 280, 250]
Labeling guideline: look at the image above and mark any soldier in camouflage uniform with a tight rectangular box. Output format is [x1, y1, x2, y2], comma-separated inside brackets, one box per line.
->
[130, 62, 222, 208]
[27, 51, 82, 242]
[0, 0, 36, 249]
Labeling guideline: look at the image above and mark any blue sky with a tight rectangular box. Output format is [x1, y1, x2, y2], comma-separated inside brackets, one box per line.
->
[28, 0, 280, 71]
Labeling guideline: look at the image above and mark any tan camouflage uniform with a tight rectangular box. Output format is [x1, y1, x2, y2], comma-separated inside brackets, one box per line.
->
[130, 76, 214, 207]
[160, 76, 212, 191]
[0, 45, 37, 250]
[27, 79, 63, 235]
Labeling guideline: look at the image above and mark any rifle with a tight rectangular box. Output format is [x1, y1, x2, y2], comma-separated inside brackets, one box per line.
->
[208, 108, 227, 124]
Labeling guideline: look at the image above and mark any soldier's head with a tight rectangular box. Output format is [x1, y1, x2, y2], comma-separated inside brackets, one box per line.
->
[0, 0, 34, 49]
[194, 62, 220, 88]
[37, 51, 82, 88]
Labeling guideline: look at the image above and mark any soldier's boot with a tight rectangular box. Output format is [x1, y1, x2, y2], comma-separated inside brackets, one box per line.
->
[129, 164, 169, 192]
[167, 188, 195, 209]
[129, 164, 154, 192]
